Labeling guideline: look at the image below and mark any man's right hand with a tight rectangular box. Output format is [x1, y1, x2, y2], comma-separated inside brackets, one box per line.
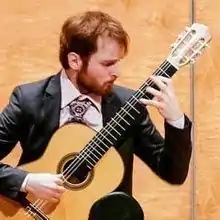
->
[24, 173, 65, 203]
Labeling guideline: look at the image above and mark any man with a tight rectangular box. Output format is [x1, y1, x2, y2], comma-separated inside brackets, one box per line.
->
[0, 10, 191, 210]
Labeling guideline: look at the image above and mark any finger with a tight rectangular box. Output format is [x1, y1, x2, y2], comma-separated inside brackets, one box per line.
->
[156, 76, 173, 89]
[50, 197, 60, 203]
[149, 76, 168, 92]
[146, 87, 163, 100]
[53, 191, 63, 199]
[51, 190, 64, 203]
[57, 174, 63, 178]
[44, 189, 62, 203]
[55, 185, 65, 193]
[156, 75, 172, 85]
[139, 98, 161, 108]
[55, 175, 64, 185]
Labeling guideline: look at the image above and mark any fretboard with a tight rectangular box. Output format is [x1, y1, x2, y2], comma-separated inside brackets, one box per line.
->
[79, 60, 177, 169]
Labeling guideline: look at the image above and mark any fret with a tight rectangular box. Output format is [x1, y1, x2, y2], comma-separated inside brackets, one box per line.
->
[91, 141, 108, 154]
[79, 151, 98, 167]
[110, 117, 126, 131]
[89, 145, 103, 157]
[126, 101, 140, 114]
[88, 142, 110, 162]
[106, 120, 122, 135]
[121, 107, 135, 120]
[115, 112, 130, 125]
[87, 161, 97, 168]
[76, 152, 96, 168]
[102, 126, 118, 140]
[86, 158, 95, 167]
[86, 150, 99, 162]
[80, 153, 96, 166]
[131, 95, 139, 102]
[136, 88, 145, 96]
[94, 133, 113, 146]
[157, 66, 170, 77]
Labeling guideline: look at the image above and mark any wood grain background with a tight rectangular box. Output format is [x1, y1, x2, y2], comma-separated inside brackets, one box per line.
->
[0, 0, 218, 219]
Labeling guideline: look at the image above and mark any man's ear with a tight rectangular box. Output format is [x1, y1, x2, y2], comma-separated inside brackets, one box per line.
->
[67, 52, 82, 71]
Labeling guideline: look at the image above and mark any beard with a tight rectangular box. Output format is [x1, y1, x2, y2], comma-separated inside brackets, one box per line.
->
[76, 67, 114, 96]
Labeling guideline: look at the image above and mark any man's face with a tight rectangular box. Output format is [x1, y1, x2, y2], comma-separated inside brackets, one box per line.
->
[77, 36, 125, 96]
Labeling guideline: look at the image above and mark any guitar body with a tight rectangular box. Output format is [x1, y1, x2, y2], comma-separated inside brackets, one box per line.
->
[0, 123, 124, 220]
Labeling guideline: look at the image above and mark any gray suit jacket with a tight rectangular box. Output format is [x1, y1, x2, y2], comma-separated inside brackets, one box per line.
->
[0, 72, 192, 201]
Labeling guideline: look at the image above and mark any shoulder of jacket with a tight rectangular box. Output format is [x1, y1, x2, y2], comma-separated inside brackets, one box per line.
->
[112, 84, 135, 102]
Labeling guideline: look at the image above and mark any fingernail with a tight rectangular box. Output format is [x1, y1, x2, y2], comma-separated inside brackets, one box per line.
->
[139, 98, 145, 103]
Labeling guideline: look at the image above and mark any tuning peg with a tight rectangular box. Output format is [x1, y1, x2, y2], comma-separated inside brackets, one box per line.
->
[205, 43, 211, 48]
[170, 43, 176, 48]
[177, 31, 186, 40]
[190, 58, 196, 64]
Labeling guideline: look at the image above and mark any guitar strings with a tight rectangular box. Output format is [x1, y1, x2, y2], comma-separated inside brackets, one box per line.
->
[24, 203, 49, 220]
[28, 60, 173, 216]
[62, 60, 172, 180]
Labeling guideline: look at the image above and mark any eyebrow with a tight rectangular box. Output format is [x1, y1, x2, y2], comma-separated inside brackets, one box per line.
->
[101, 59, 119, 64]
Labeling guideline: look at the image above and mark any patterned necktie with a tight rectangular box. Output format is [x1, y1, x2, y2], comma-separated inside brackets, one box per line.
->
[67, 97, 93, 124]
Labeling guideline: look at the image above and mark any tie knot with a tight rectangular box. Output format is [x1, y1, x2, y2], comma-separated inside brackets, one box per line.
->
[68, 97, 93, 123]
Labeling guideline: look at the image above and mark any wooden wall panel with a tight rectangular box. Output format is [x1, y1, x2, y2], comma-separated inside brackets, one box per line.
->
[0, 1, 193, 219]
[196, 0, 220, 219]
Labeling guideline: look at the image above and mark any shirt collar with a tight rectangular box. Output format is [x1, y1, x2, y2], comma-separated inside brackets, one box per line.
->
[60, 70, 102, 112]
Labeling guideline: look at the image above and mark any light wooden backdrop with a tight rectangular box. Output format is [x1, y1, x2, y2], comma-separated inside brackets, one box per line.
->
[0, 0, 218, 219]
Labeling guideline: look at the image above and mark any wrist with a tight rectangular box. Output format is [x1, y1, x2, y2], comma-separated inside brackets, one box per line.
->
[166, 111, 184, 121]
[166, 114, 185, 129]
[20, 174, 30, 192]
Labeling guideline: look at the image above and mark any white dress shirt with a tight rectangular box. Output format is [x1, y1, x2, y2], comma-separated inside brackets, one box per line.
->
[59, 71, 103, 132]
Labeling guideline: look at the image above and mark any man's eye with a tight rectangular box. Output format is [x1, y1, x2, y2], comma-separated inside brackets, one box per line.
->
[103, 62, 114, 67]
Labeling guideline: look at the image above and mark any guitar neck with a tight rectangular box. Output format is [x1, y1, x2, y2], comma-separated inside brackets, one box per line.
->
[81, 60, 177, 168]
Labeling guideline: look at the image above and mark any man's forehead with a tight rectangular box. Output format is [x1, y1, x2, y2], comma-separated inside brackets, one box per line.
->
[95, 36, 125, 60]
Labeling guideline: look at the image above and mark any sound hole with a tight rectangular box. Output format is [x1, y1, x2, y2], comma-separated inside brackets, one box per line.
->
[57, 153, 94, 190]
[63, 159, 90, 183]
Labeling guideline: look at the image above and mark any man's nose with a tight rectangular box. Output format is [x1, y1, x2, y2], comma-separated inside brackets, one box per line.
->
[110, 64, 120, 77]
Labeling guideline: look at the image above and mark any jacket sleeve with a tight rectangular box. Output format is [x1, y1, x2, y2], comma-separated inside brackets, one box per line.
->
[0, 86, 28, 200]
[133, 110, 192, 185]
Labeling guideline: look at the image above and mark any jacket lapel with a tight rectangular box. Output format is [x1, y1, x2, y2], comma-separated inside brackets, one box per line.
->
[41, 73, 61, 135]
[19, 73, 62, 164]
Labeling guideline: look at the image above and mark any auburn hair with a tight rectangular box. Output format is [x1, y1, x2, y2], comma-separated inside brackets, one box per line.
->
[59, 11, 129, 69]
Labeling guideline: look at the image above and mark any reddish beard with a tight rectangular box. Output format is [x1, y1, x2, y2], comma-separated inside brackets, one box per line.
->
[76, 68, 115, 96]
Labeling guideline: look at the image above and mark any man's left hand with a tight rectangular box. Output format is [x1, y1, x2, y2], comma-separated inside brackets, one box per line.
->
[140, 75, 184, 121]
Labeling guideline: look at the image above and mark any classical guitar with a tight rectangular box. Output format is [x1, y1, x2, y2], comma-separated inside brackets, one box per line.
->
[0, 23, 211, 220]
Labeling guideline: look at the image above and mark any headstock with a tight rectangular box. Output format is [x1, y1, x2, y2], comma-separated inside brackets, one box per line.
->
[167, 23, 211, 68]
